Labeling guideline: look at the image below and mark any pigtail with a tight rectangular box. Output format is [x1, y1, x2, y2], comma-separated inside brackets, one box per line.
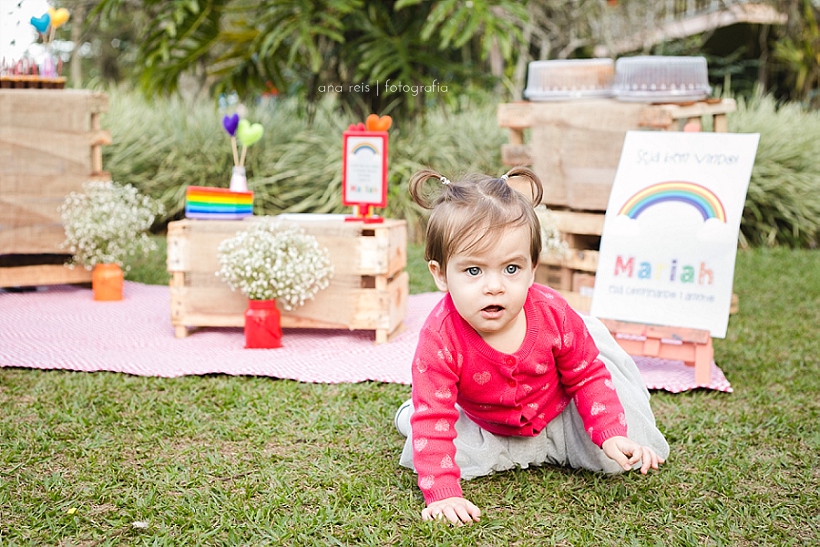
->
[408, 169, 448, 210]
[502, 166, 544, 207]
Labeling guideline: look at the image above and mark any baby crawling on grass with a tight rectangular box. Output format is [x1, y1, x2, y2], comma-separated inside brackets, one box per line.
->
[395, 167, 670, 525]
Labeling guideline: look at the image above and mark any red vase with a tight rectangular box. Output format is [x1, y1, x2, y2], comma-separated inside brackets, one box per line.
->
[92, 263, 124, 301]
[244, 299, 283, 349]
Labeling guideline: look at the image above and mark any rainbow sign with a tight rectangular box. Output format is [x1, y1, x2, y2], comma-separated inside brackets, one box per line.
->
[351, 142, 378, 155]
[618, 181, 726, 222]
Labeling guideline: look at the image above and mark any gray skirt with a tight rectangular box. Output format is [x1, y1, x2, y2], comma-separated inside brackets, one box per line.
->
[398, 315, 670, 479]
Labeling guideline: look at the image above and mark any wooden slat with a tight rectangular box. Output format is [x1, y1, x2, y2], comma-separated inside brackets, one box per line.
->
[0, 89, 108, 132]
[501, 143, 533, 166]
[557, 290, 591, 314]
[550, 210, 605, 236]
[0, 126, 96, 173]
[0, 264, 92, 288]
[540, 249, 599, 273]
[639, 99, 737, 128]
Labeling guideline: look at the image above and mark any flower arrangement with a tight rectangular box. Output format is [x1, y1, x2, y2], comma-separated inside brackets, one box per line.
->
[216, 219, 334, 310]
[59, 180, 165, 270]
[536, 205, 569, 257]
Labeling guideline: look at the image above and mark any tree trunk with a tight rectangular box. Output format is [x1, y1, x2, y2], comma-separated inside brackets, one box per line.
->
[70, 2, 84, 88]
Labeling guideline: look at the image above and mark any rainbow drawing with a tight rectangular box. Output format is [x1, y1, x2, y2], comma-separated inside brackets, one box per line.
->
[351, 142, 378, 155]
[185, 186, 254, 219]
[618, 181, 726, 222]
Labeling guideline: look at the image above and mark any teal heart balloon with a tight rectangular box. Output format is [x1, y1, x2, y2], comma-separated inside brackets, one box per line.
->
[30, 13, 50, 34]
[236, 119, 264, 147]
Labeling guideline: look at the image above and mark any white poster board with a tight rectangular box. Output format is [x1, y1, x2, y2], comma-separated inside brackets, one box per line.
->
[590, 131, 759, 338]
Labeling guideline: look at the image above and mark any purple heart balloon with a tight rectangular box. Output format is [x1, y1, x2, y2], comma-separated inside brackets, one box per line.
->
[222, 113, 240, 137]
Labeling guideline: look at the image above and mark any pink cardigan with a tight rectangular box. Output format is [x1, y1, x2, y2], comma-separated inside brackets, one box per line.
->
[410, 284, 628, 504]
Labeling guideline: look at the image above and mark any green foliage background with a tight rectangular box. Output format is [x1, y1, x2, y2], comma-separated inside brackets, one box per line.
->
[102, 88, 820, 248]
[102, 89, 507, 242]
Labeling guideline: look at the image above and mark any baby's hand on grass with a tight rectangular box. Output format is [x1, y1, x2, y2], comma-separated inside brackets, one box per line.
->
[422, 497, 481, 526]
[602, 436, 664, 474]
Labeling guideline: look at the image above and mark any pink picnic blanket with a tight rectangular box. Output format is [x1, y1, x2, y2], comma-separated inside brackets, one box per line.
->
[0, 282, 731, 392]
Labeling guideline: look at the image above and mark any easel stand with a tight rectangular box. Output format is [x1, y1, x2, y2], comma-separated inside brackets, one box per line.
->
[599, 318, 714, 387]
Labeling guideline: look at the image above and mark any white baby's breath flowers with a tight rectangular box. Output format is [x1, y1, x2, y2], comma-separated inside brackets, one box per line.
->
[216, 218, 334, 310]
[59, 181, 165, 270]
[536, 205, 569, 257]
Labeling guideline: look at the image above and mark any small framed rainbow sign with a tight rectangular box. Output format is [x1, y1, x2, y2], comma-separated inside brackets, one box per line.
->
[342, 130, 388, 218]
[590, 130, 759, 338]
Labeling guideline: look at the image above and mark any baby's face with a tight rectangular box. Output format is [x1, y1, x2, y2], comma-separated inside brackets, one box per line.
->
[430, 224, 535, 343]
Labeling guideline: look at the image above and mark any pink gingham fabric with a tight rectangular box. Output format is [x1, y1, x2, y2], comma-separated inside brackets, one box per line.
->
[0, 282, 731, 392]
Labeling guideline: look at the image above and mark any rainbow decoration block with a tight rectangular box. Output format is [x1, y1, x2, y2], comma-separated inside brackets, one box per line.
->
[185, 186, 254, 220]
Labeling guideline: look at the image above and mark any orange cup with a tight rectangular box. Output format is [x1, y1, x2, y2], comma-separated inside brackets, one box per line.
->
[92, 263, 124, 301]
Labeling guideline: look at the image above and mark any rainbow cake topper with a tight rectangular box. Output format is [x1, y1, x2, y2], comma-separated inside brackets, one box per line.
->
[618, 181, 726, 222]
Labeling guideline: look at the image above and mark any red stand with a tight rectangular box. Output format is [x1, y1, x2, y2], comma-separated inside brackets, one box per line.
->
[345, 204, 384, 223]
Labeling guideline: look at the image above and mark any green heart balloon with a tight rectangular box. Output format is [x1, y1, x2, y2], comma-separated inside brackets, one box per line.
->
[236, 119, 264, 147]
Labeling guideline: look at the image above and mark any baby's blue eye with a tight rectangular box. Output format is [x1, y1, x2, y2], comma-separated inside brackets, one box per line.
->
[505, 265, 520, 274]
[466, 267, 481, 276]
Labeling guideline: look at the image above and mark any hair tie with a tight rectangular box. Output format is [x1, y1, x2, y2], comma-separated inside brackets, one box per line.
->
[500, 174, 509, 181]
[440, 176, 451, 185]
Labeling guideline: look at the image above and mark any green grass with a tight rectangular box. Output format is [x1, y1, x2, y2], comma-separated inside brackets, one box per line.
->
[1, 247, 818, 545]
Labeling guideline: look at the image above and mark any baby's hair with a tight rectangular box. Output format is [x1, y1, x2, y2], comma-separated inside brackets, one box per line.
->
[408, 166, 544, 272]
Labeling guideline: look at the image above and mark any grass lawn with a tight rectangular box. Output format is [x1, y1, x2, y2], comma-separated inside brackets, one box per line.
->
[1, 242, 818, 545]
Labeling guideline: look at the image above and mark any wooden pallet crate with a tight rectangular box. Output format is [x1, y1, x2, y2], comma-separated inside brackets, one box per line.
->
[498, 98, 736, 211]
[537, 209, 603, 288]
[0, 89, 110, 287]
[167, 216, 409, 343]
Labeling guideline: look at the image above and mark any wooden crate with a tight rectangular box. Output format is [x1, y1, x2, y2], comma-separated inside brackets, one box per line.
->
[498, 98, 736, 211]
[0, 89, 111, 287]
[536, 210, 603, 311]
[167, 216, 409, 343]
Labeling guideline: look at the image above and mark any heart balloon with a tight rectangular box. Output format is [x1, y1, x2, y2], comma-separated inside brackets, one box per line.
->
[366, 114, 392, 132]
[222, 113, 239, 136]
[236, 119, 264, 147]
[30, 14, 50, 34]
[47, 7, 70, 29]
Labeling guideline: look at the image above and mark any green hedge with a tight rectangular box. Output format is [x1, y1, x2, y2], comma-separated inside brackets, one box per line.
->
[102, 89, 819, 247]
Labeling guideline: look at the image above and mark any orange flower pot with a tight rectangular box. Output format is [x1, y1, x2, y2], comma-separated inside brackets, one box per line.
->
[245, 299, 283, 349]
[92, 263, 124, 301]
